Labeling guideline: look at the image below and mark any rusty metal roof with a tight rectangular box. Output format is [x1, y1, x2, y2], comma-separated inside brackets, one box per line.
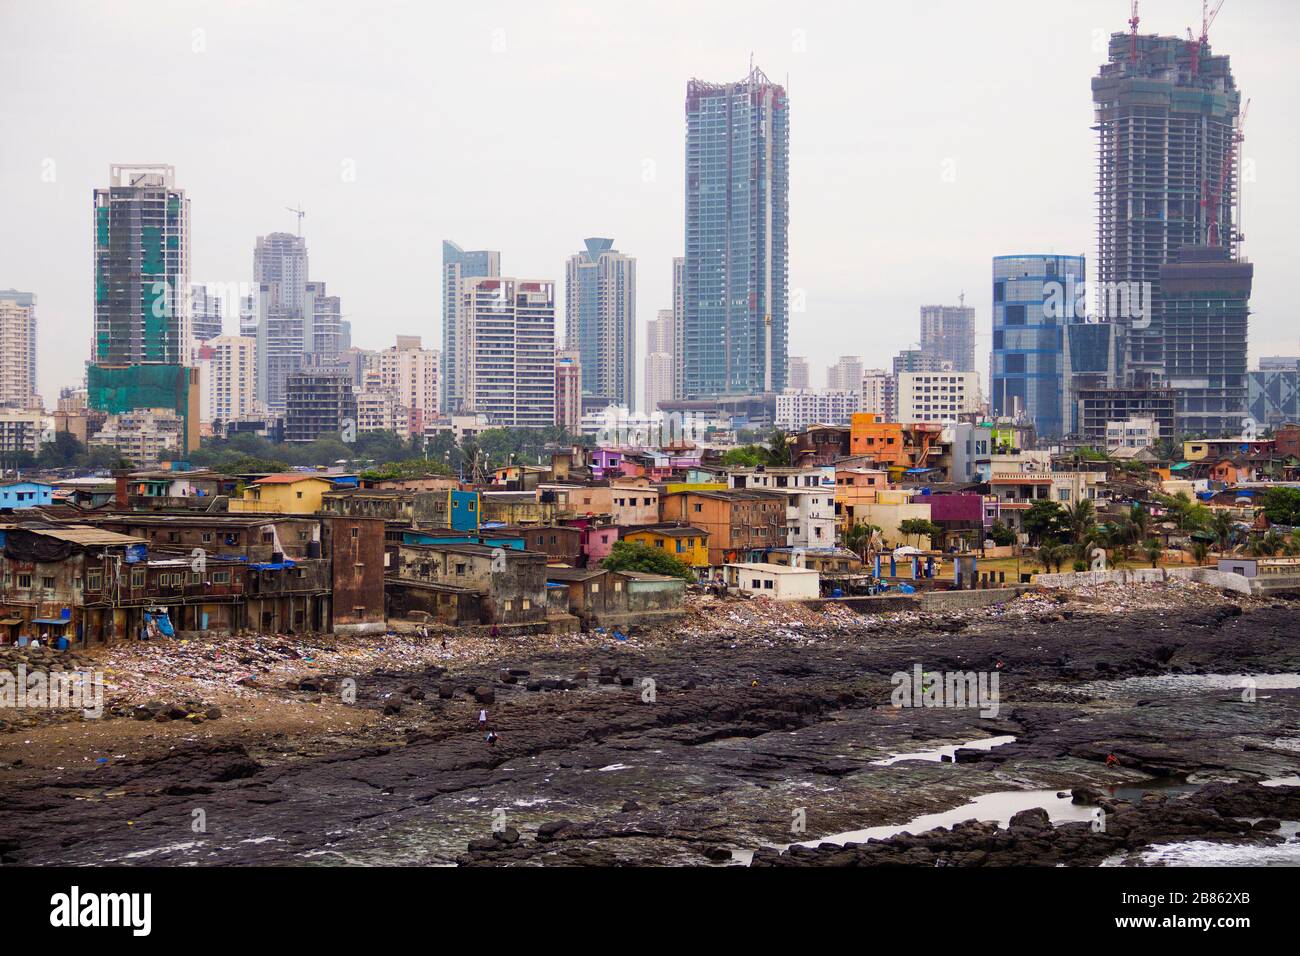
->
[22, 525, 147, 546]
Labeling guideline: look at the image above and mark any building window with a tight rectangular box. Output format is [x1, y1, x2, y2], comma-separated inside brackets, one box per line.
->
[86, 570, 102, 591]
[132, 569, 145, 588]
[213, 571, 231, 584]
[17, 574, 30, 590]
[41, 576, 55, 590]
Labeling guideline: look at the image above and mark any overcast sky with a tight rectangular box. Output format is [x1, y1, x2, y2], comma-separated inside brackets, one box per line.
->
[2, 0, 1297, 410]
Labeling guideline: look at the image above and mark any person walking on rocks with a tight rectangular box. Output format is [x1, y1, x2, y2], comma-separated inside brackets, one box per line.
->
[478, 708, 488, 731]
[486, 731, 498, 747]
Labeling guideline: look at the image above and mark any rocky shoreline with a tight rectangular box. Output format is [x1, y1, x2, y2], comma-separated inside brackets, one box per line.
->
[0, 584, 1297, 866]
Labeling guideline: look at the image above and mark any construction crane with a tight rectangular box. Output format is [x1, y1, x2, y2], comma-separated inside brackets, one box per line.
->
[1186, 0, 1226, 77]
[1206, 97, 1250, 248]
[286, 205, 305, 236]
[1128, 0, 1140, 66]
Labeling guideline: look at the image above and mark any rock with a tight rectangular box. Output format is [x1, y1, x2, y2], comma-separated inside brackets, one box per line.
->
[473, 687, 495, 705]
[204, 706, 223, 720]
[1071, 786, 1104, 805]
[1008, 807, 1051, 831]
[493, 826, 520, 845]
[1252, 818, 1281, 830]
[536, 820, 574, 842]
[702, 846, 733, 861]
[185, 713, 206, 725]
[382, 700, 402, 715]
[620, 800, 641, 813]
[437, 681, 454, 699]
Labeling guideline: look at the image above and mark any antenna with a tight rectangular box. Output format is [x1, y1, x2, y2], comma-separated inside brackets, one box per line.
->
[286, 205, 305, 237]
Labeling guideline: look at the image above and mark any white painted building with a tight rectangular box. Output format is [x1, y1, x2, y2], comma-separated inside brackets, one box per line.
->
[463, 278, 556, 428]
[723, 562, 820, 600]
[1105, 416, 1157, 451]
[725, 465, 838, 549]
[776, 389, 860, 430]
[896, 371, 981, 423]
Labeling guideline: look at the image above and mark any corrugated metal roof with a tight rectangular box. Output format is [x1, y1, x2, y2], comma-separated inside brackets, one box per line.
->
[24, 525, 147, 546]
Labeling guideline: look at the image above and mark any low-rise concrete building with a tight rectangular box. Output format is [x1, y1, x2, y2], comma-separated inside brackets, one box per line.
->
[723, 562, 820, 601]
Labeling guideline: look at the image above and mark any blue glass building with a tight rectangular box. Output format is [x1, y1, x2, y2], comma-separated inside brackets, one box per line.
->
[683, 67, 788, 398]
[990, 254, 1086, 440]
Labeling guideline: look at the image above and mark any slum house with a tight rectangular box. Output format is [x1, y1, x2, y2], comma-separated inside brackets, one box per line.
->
[620, 524, 710, 567]
[494, 524, 583, 566]
[544, 567, 626, 622]
[88, 513, 322, 562]
[228, 474, 337, 514]
[0, 523, 147, 645]
[123, 469, 237, 510]
[0, 524, 291, 644]
[321, 515, 386, 634]
[320, 488, 417, 523]
[412, 488, 481, 531]
[390, 542, 548, 626]
[658, 489, 787, 566]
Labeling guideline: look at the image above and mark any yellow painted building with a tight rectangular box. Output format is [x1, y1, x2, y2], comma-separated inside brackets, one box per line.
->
[622, 525, 710, 567]
[229, 475, 336, 515]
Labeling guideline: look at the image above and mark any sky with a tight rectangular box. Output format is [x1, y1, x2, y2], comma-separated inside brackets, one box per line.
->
[2, 0, 1297, 411]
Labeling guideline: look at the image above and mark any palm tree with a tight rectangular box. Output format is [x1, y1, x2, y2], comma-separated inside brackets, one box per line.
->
[1190, 541, 1210, 566]
[1210, 509, 1236, 553]
[1145, 539, 1164, 568]
[1068, 499, 1097, 545]
[1130, 503, 1150, 542]
[764, 429, 793, 467]
[843, 522, 880, 560]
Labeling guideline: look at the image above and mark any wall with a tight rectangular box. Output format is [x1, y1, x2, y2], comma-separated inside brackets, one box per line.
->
[1035, 567, 1252, 595]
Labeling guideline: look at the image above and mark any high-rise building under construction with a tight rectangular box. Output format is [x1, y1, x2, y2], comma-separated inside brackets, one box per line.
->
[1092, 27, 1250, 434]
[89, 164, 199, 453]
[682, 66, 788, 399]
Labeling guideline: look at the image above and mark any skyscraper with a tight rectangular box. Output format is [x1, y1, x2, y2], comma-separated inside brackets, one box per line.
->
[369, 335, 439, 435]
[252, 232, 343, 412]
[89, 164, 199, 454]
[1093, 27, 1247, 427]
[0, 290, 38, 410]
[787, 356, 809, 391]
[565, 237, 636, 408]
[920, 301, 976, 372]
[671, 256, 685, 401]
[683, 66, 788, 398]
[198, 335, 257, 425]
[555, 348, 582, 433]
[644, 309, 674, 415]
[463, 278, 556, 428]
[990, 254, 1085, 440]
[826, 356, 865, 392]
[441, 241, 500, 414]
[1160, 246, 1252, 435]
[190, 284, 223, 346]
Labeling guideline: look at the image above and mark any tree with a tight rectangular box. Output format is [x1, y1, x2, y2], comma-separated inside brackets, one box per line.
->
[843, 522, 881, 558]
[1146, 539, 1165, 567]
[720, 446, 766, 468]
[1250, 531, 1284, 557]
[1260, 487, 1300, 526]
[1210, 509, 1236, 552]
[38, 431, 86, 468]
[1067, 499, 1096, 544]
[989, 521, 1016, 547]
[1130, 503, 1151, 542]
[1023, 500, 1068, 544]
[1190, 541, 1210, 566]
[601, 541, 695, 582]
[765, 428, 793, 467]
[1035, 542, 1069, 573]
[898, 518, 940, 548]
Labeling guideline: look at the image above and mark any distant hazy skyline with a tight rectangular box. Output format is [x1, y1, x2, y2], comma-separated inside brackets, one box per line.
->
[3, 0, 1297, 406]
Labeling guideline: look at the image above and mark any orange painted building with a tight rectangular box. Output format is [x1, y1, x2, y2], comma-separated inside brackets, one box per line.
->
[850, 413, 906, 464]
[659, 490, 786, 566]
